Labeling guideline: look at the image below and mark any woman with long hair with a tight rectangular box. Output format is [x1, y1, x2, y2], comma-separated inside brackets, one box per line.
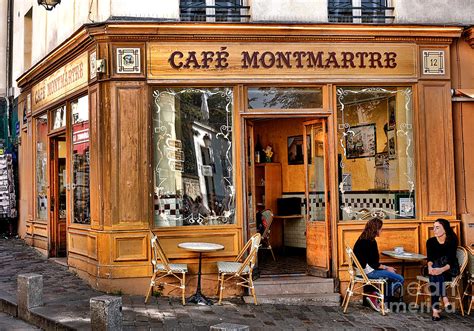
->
[353, 218, 404, 311]
[426, 218, 459, 321]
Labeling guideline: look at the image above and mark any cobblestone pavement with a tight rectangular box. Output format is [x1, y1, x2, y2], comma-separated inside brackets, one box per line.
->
[1, 238, 473, 330]
[0, 311, 40, 330]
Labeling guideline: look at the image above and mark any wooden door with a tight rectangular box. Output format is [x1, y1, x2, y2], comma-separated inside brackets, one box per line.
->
[49, 136, 67, 257]
[245, 120, 258, 240]
[303, 119, 331, 276]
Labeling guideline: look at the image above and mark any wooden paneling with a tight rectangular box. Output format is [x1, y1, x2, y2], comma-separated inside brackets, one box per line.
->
[307, 222, 328, 268]
[418, 81, 456, 219]
[89, 84, 101, 230]
[337, 222, 420, 268]
[68, 229, 97, 259]
[110, 82, 149, 226]
[113, 234, 148, 262]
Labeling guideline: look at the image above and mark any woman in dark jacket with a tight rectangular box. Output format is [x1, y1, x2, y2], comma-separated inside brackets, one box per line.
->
[426, 218, 459, 321]
[354, 218, 404, 310]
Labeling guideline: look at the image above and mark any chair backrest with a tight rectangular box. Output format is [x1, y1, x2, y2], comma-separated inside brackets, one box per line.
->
[150, 233, 171, 272]
[451, 246, 468, 286]
[467, 246, 474, 275]
[345, 244, 370, 283]
[236, 233, 261, 276]
[261, 209, 274, 240]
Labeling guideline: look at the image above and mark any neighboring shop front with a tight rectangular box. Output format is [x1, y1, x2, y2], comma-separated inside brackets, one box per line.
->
[16, 23, 464, 296]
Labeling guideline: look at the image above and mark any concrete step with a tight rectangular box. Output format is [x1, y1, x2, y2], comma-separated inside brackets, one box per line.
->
[243, 293, 341, 306]
[252, 275, 335, 295]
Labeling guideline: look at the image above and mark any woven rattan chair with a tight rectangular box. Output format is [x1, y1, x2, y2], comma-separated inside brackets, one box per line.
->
[145, 233, 188, 305]
[462, 246, 473, 315]
[260, 209, 276, 261]
[216, 233, 261, 305]
[414, 246, 468, 315]
[342, 244, 387, 315]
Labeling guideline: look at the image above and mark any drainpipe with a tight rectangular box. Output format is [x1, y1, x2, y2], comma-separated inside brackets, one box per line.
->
[3, 0, 14, 140]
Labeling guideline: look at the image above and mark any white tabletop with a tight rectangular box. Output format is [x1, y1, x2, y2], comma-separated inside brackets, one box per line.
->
[382, 250, 427, 261]
[178, 242, 224, 253]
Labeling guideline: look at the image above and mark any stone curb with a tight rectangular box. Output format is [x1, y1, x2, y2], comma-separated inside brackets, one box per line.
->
[0, 291, 75, 331]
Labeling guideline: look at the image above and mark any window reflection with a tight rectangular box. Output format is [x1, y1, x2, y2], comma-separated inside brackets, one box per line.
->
[337, 87, 415, 220]
[52, 106, 66, 130]
[152, 88, 234, 227]
[71, 95, 90, 224]
[248, 87, 322, 109]
[35, 114, 48, 220]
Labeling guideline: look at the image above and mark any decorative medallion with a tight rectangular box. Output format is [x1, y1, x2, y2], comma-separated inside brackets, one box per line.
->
[89, 51, 97, 79]
[422, 50, 445, 75]
[116, 48, 141, 74]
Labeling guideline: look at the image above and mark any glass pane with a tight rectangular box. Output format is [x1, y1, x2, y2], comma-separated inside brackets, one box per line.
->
[248, 87, 322, 109]
[71, 95, 90, 224]
[307, 123, 326, 222]
[58, 141, 67, 219]
[51, 106, 66, 130]
[35, 114, 48, 220]
[336, 87, 415, 220]
[152, 87, 234, 227]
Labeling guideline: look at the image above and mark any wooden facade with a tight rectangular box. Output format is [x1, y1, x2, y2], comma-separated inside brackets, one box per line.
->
[16, 22, 467, 297]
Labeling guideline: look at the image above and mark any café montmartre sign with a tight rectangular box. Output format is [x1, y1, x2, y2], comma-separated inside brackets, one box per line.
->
[148, 43, 416, 79]
[32, 52, 88, 111]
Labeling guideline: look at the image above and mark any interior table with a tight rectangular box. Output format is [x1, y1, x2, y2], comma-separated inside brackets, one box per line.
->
[381, 250, 427, 277]
[178, 242, 224, 305]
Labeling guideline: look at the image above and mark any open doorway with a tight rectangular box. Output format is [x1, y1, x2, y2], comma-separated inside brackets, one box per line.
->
[49, 135, 67, 257]
[245, 117, 330, 277]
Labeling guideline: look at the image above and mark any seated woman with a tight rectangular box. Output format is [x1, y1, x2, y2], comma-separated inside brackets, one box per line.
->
[354, 217, 404, 311]
[426, 218, 459, 321]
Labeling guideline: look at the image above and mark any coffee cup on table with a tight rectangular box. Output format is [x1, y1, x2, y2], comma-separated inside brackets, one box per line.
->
[394, 246, 404, 254]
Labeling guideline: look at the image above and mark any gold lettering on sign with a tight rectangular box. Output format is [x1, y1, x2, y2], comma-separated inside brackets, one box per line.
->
[32, 52, 88, 111]
[149, 43, 416, 80]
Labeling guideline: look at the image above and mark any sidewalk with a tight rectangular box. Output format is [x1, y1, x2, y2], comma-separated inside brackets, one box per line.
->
[0, 238, 473, 330]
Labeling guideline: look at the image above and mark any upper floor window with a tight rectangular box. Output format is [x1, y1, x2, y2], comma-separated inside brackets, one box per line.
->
[328, 0, 394, 24]
[180, 0, 250, 22]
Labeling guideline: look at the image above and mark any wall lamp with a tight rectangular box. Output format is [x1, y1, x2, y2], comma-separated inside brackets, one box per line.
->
[37, 0, 61, 11]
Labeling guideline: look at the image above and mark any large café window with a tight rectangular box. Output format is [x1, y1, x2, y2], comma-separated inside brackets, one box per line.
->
[35, 114, 48, 220]
[71, 95, 90, 224]
[337, 87, 415, 221]
[152, 88, 234, 227]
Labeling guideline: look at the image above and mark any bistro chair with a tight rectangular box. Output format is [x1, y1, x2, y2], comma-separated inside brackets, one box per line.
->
[414, 246, 468, 315]
[260, 209, 276, 261]
[462, 246, 474, 315]
[342, 244, 387, 315]
[216, 233, 262, 305]
[145, 233, 188, 305]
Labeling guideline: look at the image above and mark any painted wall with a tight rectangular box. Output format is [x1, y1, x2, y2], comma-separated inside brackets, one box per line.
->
[251, 0, 328, 22]
[394, 0, 474, 25]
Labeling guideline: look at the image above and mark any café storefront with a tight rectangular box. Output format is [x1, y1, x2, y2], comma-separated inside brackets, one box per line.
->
[16, 23, 464, 297]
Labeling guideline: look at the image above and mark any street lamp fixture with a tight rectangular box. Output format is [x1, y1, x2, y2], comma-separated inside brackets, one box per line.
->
[37, 0, 61, 11]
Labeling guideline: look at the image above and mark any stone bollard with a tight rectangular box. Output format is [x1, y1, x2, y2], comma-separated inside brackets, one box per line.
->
[210, 323, 250, 331]
[17, 273, 43, 317]
[90, 295, 122, 331]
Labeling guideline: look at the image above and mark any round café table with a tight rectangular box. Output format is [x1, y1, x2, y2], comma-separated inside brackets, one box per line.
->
[178, 242, 224, 305]
[382, 250, 427, 277]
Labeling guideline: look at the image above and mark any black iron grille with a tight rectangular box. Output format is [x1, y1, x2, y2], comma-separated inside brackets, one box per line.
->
[180, 0, 250, 22]
[328, 0, 394, 23]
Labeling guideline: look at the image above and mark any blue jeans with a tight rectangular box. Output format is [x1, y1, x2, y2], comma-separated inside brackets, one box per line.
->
[367, 269, 404, 301]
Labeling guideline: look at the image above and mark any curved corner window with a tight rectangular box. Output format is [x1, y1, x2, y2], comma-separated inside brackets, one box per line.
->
[71, 95, 90, 224]
[152, 87, 234, 227]
[35, 114, 48, 220]
[337, 87, 415, 221]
